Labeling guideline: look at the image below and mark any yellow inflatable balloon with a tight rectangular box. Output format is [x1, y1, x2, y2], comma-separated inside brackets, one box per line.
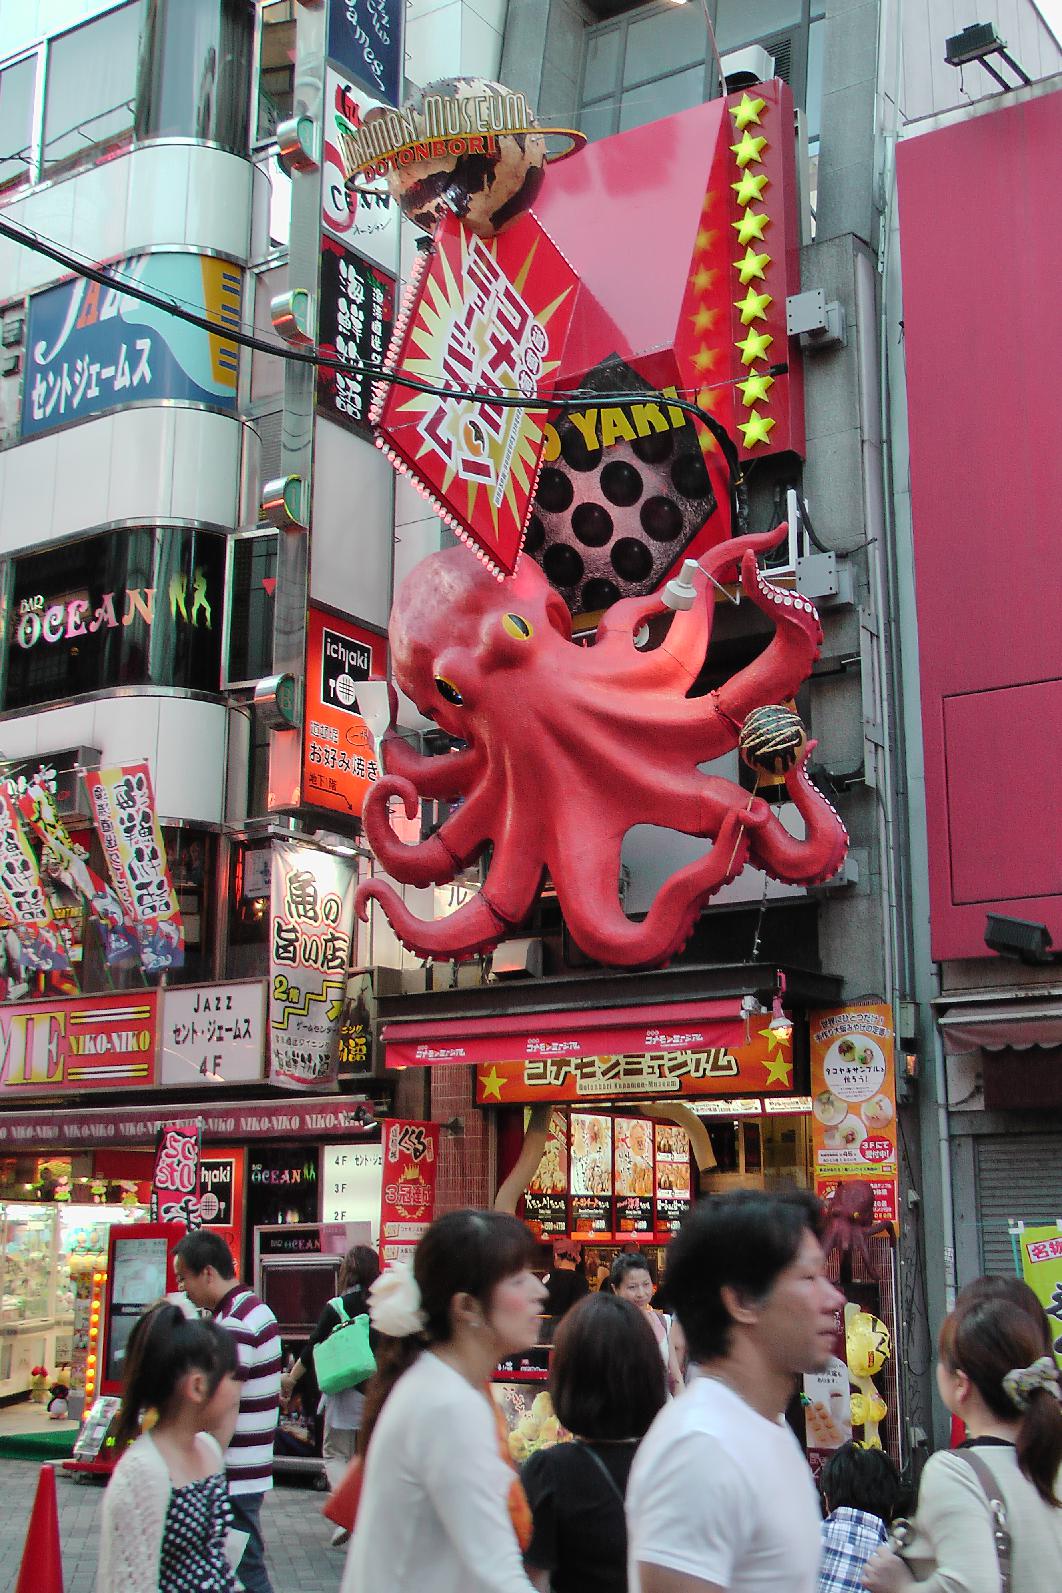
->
[846, 1311, 891, 1379]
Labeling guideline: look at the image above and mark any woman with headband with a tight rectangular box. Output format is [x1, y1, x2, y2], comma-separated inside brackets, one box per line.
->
[864, 1287, 1062, 1592]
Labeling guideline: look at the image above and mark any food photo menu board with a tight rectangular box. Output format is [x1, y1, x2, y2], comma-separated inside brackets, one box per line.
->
[521, 1110, 692, 1242]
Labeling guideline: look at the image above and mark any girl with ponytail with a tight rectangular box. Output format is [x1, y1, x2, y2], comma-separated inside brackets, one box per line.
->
[99, 1300, 241, 1593]
[341, 1209, 547, 1593]
[865, 1287, 1062, 1592]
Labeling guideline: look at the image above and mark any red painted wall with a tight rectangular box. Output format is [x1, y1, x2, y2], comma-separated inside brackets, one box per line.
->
[897, 87, 1062, 961]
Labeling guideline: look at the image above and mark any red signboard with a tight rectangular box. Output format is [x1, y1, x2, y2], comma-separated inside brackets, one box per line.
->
[385, 998, 744, 1070]
[0, 992, 158, 1096]
[474, 1023, 794, 1106]
[151, 1121, 202, 1230]
[0, 1095, 376, 1148]
[373, 210, 580, 578]
[302, 606, 386, 819]
[379, 1117, 440, 1266]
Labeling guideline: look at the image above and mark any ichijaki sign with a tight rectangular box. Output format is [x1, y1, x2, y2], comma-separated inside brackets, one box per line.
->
[0, 992, 158, 1097]
[302, 607, 386, 819]
[474, 1025, 795, 1105]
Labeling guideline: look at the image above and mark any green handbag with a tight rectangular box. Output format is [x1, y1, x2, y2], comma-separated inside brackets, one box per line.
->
[313, 1297, 376, 1395]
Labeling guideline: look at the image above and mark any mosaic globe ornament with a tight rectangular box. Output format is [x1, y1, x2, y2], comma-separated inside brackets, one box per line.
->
[738, 703, 808, 776]
[383, 79, 547, 238]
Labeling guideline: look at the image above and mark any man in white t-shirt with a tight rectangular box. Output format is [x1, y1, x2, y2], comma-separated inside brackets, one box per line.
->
[626, 1190, 844, 1593]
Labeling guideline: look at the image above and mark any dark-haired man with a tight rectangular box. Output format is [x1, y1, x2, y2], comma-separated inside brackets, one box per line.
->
[174, 1230, 281, 1593]
[626, 1190, 843, 1593]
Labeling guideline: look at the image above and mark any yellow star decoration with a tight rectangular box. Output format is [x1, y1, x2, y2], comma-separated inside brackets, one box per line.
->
[695, 227, 718, 252]
[731, 93, 766, 130]
[734, 246, 770, 284]
[731, 131, 768, 169]
[732, 170, 769, 207]
[690, 304, 720, 335]
[736, 327, 773, 365]
[479, 1066, 506, 1101]
[735, 287, 772, 325]
[691, 344, 720, 374]
[758, 1024, 793, 1084]
[732, 209, 770, 246]
[738, 409, 777, 448]
[691, 264, 718, 294]
[738, 371, 775, 407]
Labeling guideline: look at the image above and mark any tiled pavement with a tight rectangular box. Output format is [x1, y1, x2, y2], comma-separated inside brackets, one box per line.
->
[0, 1459, 347, 1592]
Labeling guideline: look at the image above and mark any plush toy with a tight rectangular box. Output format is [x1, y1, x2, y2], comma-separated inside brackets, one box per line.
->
[47, 1380, 70, 1419]
[29, 1365, 49, 1403]
[822, 1179, 894, 1281]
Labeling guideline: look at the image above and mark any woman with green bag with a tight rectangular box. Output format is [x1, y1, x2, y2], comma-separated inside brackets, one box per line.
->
[281, 1244, 380, 1547]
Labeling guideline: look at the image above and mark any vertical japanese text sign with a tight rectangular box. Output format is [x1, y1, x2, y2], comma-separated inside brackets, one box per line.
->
[86, 763, 184, 972]
[151, 1121, 202, 1231]
[379, 1118, 440, 1266]
[269, 842, 357, 1090]
[0, 784, 76, 981]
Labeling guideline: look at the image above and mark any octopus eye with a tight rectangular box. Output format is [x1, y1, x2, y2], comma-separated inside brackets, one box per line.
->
[434, 676, 464, 706]
[502, 613, 534, 640]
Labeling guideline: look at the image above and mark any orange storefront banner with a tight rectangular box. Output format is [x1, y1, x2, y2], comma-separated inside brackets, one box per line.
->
[475, 1025, 796, 1106]
[810, 1004, 899, 1226]
[302, 607, 386, 819]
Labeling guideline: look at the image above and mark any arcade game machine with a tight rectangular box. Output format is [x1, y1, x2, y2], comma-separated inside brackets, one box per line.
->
[64, 1221, 185, 1475]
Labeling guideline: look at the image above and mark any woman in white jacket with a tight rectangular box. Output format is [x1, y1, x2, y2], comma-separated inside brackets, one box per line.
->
[343, 1209, 547, 1593]
[864, 1289, 1062, 1593]
[98, 1301, 241, 1592]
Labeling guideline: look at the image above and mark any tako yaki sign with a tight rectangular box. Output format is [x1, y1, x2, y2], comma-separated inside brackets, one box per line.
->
[475, 1026, 795, 1105]
[810, 1004, 899, 1225]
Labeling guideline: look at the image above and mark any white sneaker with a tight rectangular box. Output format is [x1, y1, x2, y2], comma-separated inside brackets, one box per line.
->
[330, 1526, 351, 1548]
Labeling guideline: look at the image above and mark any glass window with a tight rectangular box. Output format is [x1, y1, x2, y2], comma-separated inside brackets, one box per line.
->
[226, 532, 278, 685]
[3, 526, 226, 711]
[257, 0, 297, 143]
[137, 0, 254, 154]
[582, 27, 621, 103]
[715, 0, 802, 53]
[0, 54, 37, 195]
[619, 64, 706, 133]
[623, 7, 706, 88]
[42, 1, 147, 175]
[579, 100, 615, 144]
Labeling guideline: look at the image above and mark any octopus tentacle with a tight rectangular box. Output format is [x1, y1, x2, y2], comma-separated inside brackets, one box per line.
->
[746, 741, 849, 884]
[551, 810, 753, 969]
[591, 527, 791, 694]
[712, 553, 824, 730]
[360, 776, 496, 887]
[355, 878, 512, 961]
[381, 731, 482, 800]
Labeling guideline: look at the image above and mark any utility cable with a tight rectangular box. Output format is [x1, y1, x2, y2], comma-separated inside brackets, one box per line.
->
[0, 214, 757, 531]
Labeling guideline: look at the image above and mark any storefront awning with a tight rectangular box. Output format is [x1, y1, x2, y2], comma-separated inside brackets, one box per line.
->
[0, 1096, 377, 1151]
[382, 998, 746, 1069]
[938, 994, 1062, 1054]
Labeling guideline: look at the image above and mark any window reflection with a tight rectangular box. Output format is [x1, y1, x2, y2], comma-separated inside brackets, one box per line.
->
[42, 2, 146, 175]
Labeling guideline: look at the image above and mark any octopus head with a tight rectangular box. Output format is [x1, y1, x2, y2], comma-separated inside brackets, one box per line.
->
[388, 545, 574, 734]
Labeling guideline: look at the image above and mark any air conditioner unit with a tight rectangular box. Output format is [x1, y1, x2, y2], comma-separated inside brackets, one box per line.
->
[720, 45, 775, 92]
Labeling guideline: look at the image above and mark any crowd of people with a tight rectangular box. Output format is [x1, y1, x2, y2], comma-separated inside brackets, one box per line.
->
[95, 1192, 1062, 1591]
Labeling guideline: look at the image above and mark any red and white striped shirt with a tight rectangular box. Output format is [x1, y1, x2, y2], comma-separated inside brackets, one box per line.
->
[213, 1285, 281, 1495]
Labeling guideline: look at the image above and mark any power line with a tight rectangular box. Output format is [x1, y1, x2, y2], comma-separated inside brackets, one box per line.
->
[0, 214, 752, 531]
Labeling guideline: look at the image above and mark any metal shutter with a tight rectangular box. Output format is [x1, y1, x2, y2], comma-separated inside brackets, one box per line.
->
[975, 1134, 1062, 1275]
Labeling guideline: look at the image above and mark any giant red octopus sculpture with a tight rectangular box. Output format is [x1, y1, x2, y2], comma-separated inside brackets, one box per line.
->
[355, 525, 848, 968]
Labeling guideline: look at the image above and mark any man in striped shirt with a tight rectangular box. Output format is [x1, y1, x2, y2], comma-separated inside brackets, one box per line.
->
[174, 1230, 281, 1593]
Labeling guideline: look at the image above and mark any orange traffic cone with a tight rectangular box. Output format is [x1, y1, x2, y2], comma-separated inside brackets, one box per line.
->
[16, 1463, 64, 1593]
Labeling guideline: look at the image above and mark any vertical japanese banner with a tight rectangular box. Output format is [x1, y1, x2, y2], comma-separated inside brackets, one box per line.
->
[1018, 1225, 1062, 1370]
[150, 1121, 202, 1231]
[85, 764, 184, 972]
[17, 774, 137, 965]
[269, 842, 357, 1090]
[653, 1122, 692, 1239]
[0, 785, 76, 984]
[379, 1119, 440, 1266]
[522, 1109, 569, 1240]
[810, 1004, 899, 1229]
